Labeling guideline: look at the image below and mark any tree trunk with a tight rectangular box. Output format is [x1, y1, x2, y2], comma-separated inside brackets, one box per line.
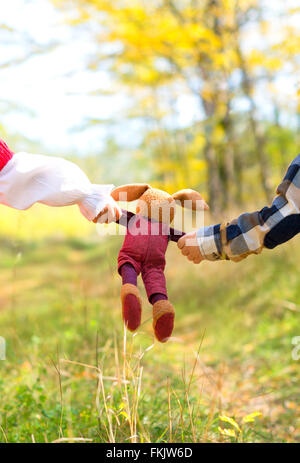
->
[203, 128, 223, 213]
[236, 44, 272, 202]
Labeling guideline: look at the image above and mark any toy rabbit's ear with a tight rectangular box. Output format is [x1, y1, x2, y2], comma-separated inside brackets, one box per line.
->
[172, 189, 209, 211]
[111, 184, 151, 202]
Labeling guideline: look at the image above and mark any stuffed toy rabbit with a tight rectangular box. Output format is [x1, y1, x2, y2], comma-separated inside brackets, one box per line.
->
[110, 184, 208, 343]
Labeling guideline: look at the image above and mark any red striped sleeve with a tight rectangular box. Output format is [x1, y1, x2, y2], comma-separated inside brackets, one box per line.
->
[0, 139, 14, 171]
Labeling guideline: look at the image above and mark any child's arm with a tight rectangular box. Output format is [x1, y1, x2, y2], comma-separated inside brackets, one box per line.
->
[0, 147, 121, 223]
[178, 154, 300, 263]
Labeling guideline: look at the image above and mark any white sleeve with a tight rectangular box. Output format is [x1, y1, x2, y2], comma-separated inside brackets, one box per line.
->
[0, 152, 114, 221]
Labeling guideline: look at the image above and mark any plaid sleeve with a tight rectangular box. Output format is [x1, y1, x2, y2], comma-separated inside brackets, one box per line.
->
[198, 154, 300, 262]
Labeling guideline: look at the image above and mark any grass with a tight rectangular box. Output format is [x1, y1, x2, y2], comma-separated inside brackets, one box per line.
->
[0, 228, 300, 443]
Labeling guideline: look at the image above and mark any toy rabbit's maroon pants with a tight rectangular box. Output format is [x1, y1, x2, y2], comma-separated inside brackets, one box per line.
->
[118, 215, 169, 302]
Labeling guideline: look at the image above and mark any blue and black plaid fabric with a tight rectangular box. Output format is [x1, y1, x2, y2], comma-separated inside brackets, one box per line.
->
[197, 154, 300, 262]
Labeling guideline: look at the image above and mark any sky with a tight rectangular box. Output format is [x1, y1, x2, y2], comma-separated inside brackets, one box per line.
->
[0, 0, 134, 153]
[0, 0, 299, 155]
[0, 0, 200, 154]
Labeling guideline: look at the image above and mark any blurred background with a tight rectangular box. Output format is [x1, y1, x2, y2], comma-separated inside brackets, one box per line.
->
[0, 0, 300, 443]
[1, 0, 299, 238]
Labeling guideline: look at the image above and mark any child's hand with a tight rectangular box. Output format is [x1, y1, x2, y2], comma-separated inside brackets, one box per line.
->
[177, 231, 204, 264]
[93, 197, 122, 224]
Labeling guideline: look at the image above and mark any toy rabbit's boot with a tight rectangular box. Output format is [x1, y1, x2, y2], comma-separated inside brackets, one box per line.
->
[152, 300, 175, 343]
[121, 284, 142, 332]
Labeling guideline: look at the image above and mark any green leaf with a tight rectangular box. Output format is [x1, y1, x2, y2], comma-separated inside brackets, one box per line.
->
[242, 412, 263, 424]
[219, 415, 241, 432]
[218, 426, 236, 438]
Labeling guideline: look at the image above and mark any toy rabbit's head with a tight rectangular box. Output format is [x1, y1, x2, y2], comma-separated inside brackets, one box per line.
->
[111, 184, 208, 224]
